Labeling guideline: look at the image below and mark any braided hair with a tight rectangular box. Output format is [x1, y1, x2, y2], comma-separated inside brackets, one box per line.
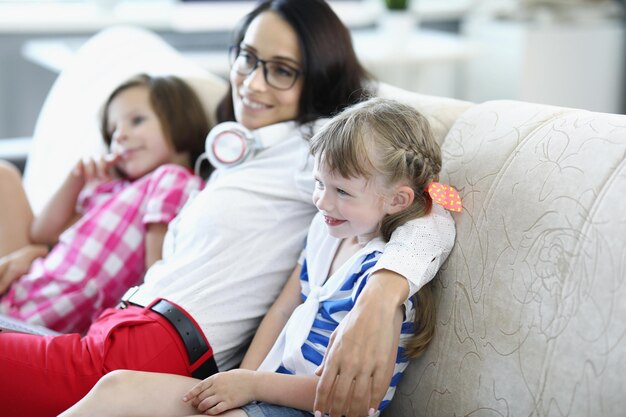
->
[310, 97, 441, 239]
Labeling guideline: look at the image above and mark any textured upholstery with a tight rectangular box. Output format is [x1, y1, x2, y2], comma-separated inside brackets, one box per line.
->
[385, 100, 626, 416]
[376, 82, 472, 146]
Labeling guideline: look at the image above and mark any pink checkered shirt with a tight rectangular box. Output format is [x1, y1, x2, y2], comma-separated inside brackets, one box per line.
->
[0, 164, 203, 334]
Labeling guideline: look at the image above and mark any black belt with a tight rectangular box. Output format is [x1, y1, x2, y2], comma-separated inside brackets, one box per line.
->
[120, 294, 218, 379]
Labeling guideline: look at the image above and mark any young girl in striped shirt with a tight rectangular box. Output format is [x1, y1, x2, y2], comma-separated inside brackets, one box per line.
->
[59, 97, 461, 417]
[0, 74, 207, 334]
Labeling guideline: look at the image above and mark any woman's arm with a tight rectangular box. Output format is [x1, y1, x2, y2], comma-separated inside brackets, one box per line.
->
[240, 264, 303, 370]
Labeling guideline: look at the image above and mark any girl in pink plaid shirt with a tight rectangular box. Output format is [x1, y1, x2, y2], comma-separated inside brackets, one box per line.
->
[0, 74, 208, 334]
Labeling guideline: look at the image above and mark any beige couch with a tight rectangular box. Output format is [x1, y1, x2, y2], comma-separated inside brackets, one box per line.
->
[384, 96, 626, 416]
[24, 27, 626, 417]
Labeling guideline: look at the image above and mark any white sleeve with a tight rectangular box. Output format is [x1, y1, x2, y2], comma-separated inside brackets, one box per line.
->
[373, 203, 457, 299]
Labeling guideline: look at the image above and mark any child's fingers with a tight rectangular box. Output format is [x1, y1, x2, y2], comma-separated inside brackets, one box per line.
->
[197, 394, 221, 413]
[104, 152, 119, 162]
[0, 260, 10, 293]
[83, 157, 98, 181]
[96, 156, 113, 179]
[80, 155, 116, 182]
[0, 260, 24, 294]
[98, 158, 111, 181]
[4, 266, 22, 289]
[101, 154, 122, 181]
[194, 383, 219, 408]
[183, 378, 213, 403]
[184, 382, 205, 400]
[103, 153, 120, 169]
[205, 399, 230, 416]
[72, 159, 85, 178]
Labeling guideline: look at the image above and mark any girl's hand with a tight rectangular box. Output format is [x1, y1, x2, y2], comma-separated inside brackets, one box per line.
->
[0, 244, 48, 294]
[182, 369, 256, 415]
[72, 154, 120, 184]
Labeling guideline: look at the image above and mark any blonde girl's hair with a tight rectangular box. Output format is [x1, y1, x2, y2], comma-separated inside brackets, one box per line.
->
[100, 74, 210, 173]
[309, 97, 441, 358]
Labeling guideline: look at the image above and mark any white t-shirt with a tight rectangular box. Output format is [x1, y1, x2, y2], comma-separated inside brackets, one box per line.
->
[133, 120, 457, 370]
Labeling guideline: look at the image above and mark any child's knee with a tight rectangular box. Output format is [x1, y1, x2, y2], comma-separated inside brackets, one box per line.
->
[92, 369, 137, 396]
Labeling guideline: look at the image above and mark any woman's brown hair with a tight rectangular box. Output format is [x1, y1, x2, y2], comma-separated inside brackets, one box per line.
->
[216, 0, 372, 125]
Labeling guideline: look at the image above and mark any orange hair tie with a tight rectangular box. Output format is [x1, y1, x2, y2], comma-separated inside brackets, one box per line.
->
[426, 182, 462, 212]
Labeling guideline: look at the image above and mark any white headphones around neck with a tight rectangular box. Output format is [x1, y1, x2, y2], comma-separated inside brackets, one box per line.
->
[205, 122, 255, 170]
[196, 121, 298, 173]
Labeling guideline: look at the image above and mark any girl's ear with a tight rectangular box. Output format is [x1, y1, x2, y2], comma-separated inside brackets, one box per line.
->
[386, 185, 414, 215]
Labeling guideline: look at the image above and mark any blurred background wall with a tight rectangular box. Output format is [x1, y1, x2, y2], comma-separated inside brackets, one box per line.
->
[0, 0, 624, 143]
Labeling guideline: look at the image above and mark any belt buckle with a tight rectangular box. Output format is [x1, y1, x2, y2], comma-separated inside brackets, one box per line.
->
[118, 286, 140, 309]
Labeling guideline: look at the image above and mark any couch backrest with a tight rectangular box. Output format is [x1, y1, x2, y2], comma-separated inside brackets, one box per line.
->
[376, 82, 472, 146]
[385, 99, 626, 416]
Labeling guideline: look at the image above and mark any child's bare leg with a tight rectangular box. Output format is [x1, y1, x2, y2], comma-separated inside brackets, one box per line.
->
[0, 161, 33, 256]
[59, 370, 202, 417]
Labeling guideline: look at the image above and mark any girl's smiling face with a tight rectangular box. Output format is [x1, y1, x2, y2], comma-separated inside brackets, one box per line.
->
[312, 157, 390, 242]
[107, 86, 186, 179]
[231, 10, 304, 130]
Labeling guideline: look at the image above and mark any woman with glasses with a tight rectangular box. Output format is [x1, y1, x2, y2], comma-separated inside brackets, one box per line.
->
[0, 1, 456, 416]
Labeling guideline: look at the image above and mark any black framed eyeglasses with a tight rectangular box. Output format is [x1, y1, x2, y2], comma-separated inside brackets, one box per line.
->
[228, 45, 302, 91]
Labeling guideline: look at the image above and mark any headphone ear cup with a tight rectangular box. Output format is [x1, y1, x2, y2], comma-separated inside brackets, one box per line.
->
[205, 122, 255, 170]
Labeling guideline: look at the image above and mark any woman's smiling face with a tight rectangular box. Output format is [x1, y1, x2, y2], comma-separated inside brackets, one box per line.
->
[230, 11, 304, 130]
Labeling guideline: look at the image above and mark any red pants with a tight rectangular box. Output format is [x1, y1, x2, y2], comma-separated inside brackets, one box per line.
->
[0, 303, 214, 417]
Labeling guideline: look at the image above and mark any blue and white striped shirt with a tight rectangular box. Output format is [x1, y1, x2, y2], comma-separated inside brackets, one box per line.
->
[259, 212, 416, 414]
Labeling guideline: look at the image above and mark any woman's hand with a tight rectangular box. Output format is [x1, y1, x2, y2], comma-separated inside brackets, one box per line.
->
[72, 154, 120, 185]
[0, 244, 48, 294]
[183, 369, 256, 415]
